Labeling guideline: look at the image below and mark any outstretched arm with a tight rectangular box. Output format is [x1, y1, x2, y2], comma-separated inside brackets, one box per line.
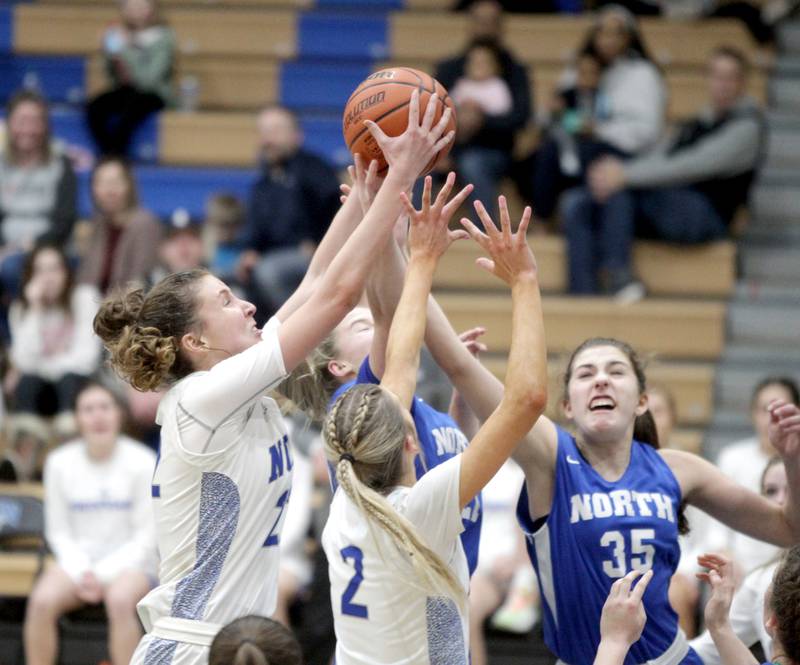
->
[664, 401, 800, 546]
[276, 92, 454, 373]
[381, 176, 468, 407]
[594, 570, 654, 665]
[456, 203, 548, 508]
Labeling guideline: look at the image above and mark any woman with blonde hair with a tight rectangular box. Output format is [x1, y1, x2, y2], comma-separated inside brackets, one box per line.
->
[322, 180, 547, 665]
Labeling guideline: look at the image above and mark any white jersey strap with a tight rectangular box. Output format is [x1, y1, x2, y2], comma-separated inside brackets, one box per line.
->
[150, 617, 223, 647]
[556, 629, 689, 665]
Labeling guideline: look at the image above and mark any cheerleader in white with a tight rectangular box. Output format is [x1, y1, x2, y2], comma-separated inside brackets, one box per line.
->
[93, 90, 454, 665]
[322, 181, 547, 665]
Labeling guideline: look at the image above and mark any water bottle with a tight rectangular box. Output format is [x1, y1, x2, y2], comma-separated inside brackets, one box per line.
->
[179, 75, 200, 113]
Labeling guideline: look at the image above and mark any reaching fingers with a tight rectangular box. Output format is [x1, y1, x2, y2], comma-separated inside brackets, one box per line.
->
[630, 569, 654, 603]
[473, 200, 499, 237]
[443, 183, 474, 218]
[517, 206, 532, 238]
[354, 153, 367, 183]
[433, 172, 457, 213]
[458, 326, 487, 342]
[407, 88, 420, 130]
[340, 183, 352, 196]
[365, 159, 380, 190]
[433, 130, 455, 154]
[347, 165, 356, 184]
[617, 569, 642, 597]
[421, 93, 439, 132]
[421, 176, 433, 217]
[460, 216, 489, 244]
[364, 120, 389, 149]
[448, 229, 470, 243]
[431, 105, 453, 140]
[399, 191, 417, 219]
[498, 196, 512, 242]
[475, 257, 496, 274]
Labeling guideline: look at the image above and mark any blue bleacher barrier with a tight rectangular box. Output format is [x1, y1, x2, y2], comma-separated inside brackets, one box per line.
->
[298, 11, 389, 59]
[0, 7, 11, 53]
[300, 114, 350, 169]
[0, 55, 85, 105]
[77, 165, 256, 219]
[281, 60, 371, 112]
[47, 107, 159, 164]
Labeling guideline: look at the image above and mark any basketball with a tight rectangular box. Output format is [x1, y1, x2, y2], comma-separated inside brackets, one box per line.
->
[342, 67, 457, 176]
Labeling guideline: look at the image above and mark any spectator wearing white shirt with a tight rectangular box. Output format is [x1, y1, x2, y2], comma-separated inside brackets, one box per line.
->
[704, 377, 799, 577]
[24, 382, 157, 665]
[8, 244, 102, 438]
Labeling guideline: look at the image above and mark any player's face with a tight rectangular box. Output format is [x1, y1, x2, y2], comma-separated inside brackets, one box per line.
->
[752, 383, 795, 451]
[564, 345, 647, 442]
[193, 274, 260, 357]
[761, 462, 788, 507]
[76, 386, 122, 450]
[331, 307, 375, 376]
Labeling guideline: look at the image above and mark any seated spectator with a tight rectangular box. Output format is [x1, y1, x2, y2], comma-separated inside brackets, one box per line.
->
[203, 193, 246, 282]
[210, 615, 303, 665]
[532, 4, 666, 222]
[8, 244, 101, 439]
[0, 91, 77, 314]
[148, 208, 206, 286]
[77, 156, 163, 295]
[24, 381, 157, 665]
[435, 0, 531, 214]
[696, 544, 800, 665]
[563, 46, 764, 298]
[0, 413, 51, 482]
[703, 377, 799, 576]
[450, 40, 514, 118]
[691, 456, 788, 664]
[236, 105, 340, 320]
[86, 0, 176, 157]
[469, 459, 538, 665]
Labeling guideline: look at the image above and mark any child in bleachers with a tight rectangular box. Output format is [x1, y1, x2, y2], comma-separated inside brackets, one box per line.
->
[698, 545, 800, 665]
[24, 381, 157, 665]
[450, 39, 514, 119]
[148, 207, 206, 287]
[8, 244, 102, 440]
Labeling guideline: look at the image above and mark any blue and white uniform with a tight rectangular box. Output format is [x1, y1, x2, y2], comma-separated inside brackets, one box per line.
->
[517, 425, 702, 665]
[131, 319, 293, 665]
[331, 357, 483, 574]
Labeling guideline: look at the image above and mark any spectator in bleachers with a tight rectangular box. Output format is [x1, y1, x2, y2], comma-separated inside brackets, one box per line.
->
[0, 91, 77, 309]
[453, 0, 563, 12]
[203, 193, 246, 283]
[0, 413, 51, 482]
[562, 45, 764, 299]
[86, 0, 176, 157]
[435, 0, 531, 214]
[148, 208, 206, 287]
[236, 106, 340, 319]
[210, 615, 303, 665]
[24, 381, 157, 665]
[531, 4, 666, 222]
[7, 244, 101, 440]
[703, 376, 799, 577]
[690, 456, 789, 665]
[77, 156, 163, 295]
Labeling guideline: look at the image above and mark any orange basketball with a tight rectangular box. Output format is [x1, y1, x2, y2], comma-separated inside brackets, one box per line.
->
[342, 67, 457, 176]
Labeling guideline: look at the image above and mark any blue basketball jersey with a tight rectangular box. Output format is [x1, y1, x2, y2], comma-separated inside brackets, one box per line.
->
[517, 426, 701, 665]
[330, 357, 483, 575]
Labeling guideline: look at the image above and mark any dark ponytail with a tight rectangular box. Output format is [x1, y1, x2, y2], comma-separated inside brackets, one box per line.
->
[633, 409, 660, 450]
[209, 616, 302, 665]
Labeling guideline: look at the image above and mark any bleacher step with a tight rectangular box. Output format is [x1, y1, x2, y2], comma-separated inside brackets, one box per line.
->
[739, 245, 800, 284]
[778, 20, 800, 54]
[728, 301, 800, 347]
[750, 182, 800, 223]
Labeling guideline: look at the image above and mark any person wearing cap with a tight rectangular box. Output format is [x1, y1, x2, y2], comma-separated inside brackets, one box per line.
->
[147, 207, 207, 288]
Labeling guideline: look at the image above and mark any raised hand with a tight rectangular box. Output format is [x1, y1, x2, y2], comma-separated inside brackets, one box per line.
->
[599, 569, 653, 649]
[459, 326, 487, 357]
[460, 196, 537, 286]
[365, 90, 455, 185]
[340, 154, 382, 214]
[768, 400, 800, 459]
[400, 172, 472, 261]
[696, 553, 736, 632]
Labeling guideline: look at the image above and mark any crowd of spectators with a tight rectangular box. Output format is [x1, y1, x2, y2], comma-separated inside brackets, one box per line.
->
[0, 0, 798, 663]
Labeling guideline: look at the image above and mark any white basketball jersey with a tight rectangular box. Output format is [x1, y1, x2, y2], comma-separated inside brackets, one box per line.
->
[135, 320, 293, 651]
[323, 455, 469, 665]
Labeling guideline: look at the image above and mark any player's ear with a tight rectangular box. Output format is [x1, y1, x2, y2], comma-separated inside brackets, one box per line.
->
[634, 392, 649, 417]
[328, 359, 353, 379]
[562, 397, 573, 420]
[181, 331, 206, 355]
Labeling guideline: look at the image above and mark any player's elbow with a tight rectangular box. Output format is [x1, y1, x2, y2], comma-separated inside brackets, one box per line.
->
[325, 276, 363, 314]
[506, 385, 548, 422]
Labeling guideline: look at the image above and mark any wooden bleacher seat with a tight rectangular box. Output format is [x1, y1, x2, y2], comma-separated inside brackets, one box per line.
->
[0, 483, 45, 598]
[14, 4, 298, 58]
[435, 293, 726, 359]
[160, 111, 257, 166]
[435, 235, 736, 298]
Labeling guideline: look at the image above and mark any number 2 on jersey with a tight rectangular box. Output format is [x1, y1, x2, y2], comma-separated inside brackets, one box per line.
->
[600, 528, 655, 577]
[263, 489, 291, 547]
[340, 546, 368, 619]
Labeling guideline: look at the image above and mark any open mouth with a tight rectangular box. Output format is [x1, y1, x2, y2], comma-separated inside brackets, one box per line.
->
[589, 397, 616, 412]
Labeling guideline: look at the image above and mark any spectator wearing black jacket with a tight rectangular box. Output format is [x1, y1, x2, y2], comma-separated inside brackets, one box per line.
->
[435, 0, 531, 214]
[236, 106, 340, 319]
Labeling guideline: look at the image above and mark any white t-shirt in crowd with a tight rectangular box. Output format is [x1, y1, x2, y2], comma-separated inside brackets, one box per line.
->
[323, 455, 469, 665]
[703, 438, 780, 573]
[44, 435, 158, 584]
[476, 459, 524, 574]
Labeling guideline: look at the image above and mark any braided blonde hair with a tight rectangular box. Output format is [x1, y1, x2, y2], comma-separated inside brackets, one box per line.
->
[324, 384, 464, 602]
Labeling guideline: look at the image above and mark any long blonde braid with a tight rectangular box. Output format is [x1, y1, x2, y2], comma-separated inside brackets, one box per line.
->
[324, 385, 465, 603]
